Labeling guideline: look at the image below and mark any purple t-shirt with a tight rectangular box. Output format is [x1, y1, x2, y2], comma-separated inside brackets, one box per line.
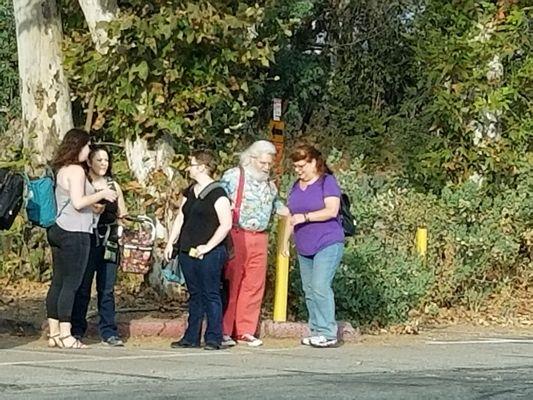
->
[288, 174, 345, 256]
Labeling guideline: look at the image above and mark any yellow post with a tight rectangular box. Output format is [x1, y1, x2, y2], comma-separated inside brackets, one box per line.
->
[273, 218, 289, 322]
[416, 227, 428, 256]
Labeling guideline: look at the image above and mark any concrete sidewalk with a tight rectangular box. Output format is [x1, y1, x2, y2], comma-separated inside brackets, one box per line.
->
[1, 330, 532, 400]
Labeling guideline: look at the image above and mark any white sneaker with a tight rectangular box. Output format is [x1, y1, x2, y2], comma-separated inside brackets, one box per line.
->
[309, 335, 339, 348]
[301, 336, 316, 346]
[237, 333, 263, 347]
[222, 335, 237, 347]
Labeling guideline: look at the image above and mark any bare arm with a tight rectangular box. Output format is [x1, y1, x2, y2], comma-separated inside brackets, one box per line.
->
[62, 165, 116, 210]
[163, 196, 187, 261]
[114, 182, 128, 218]
[280, 216, 293, 257]
[290, 196, 340, 226]
[196, 196, 232, 257]
[276, 205, 290, 217]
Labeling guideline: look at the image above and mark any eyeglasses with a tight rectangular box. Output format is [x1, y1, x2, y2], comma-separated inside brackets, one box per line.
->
[189, 163, 203, 167]
[293, 161, 308, 170]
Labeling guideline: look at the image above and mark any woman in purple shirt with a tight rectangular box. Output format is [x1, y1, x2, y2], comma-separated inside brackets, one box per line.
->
[282, 144, 344, 348]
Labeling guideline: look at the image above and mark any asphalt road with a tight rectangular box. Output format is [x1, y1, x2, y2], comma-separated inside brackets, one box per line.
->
[1, 332, 532, 399]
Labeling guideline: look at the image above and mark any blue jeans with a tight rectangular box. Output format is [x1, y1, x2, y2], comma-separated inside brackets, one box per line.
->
[180, 245, 227, 345]
[298, 242, 344, 340]
[72, 236, 119, 340]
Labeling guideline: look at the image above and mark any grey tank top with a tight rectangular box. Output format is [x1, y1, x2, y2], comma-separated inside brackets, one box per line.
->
[55, 179, 98, 233]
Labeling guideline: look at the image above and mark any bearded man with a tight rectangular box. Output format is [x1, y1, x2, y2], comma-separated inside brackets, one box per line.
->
[220, 140, 288, 347]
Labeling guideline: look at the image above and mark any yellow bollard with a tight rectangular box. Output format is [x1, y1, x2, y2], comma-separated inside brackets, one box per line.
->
[273, 218, 289, 322]
[416, 227, 428, 256]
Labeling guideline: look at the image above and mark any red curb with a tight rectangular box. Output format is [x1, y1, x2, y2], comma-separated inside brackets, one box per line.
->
[123, 318, 165, 337]
[260, 320, 309, 338]
[159, 319, 188, 338]
[41, 318, 361, 342]
[261, 320, 361, 342]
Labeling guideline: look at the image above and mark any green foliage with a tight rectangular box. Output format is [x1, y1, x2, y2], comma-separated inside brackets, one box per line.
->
[0, 0, 20, 131]
[0, 217, 51, 280]
[257, 0, 330, 134]
[408, 1, 533, 189]
[285, 0, 532, 192]
[63, 1, 286, 151]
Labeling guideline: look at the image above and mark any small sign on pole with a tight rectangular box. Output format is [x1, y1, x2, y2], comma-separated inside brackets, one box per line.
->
[269, 119, 285, 179]
[273, 98, 282, 121]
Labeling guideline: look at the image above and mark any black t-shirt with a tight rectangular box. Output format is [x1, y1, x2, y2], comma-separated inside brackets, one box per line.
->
[94, 177, 119, 235]
[178, 184, 228, 252]
[99, 198, 118, 226]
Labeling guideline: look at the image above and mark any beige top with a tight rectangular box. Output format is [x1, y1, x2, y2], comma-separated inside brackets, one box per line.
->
[55, 179, 98, 233]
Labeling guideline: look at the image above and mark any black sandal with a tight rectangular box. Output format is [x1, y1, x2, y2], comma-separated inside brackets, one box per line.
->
[47, 334, 61, 348]
[58, 335, 88, 349]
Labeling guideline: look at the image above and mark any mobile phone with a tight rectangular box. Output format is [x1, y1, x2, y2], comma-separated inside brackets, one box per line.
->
[189, 248, 204, 259]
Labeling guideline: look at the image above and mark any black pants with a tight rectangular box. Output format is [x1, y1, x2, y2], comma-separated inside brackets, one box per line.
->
[46, 224, 91, 322]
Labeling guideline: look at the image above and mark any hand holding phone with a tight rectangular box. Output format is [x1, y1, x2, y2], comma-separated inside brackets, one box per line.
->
[189, 246, 207, 259]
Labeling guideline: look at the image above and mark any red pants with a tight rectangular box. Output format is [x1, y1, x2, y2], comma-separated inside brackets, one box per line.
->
[223, 228, 268, 337]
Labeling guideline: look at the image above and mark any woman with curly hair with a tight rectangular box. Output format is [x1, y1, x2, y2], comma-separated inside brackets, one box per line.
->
[282, 143, 345, 348]
[46, 129, 117, 349]
[72, 145, 128, 347]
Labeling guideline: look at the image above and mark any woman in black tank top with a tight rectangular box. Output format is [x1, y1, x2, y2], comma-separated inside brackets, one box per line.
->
[164, 150, 232, 350]
[71, 146, 128, 347]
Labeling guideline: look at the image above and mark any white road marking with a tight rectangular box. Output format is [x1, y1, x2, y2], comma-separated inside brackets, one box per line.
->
[0, 346, 302, 367]
[427, 338, 533, 345]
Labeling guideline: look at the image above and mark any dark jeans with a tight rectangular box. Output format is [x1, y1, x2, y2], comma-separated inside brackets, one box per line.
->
[71, 236, 119, 340]
[46, 224, 91, 322]
[180, 245, 227, 345]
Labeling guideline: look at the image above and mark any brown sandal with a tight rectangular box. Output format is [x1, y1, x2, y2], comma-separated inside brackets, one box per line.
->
[58, 335, 88, 349]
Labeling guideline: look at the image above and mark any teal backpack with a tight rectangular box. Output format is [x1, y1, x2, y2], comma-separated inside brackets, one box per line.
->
[25, 169, 68, 228]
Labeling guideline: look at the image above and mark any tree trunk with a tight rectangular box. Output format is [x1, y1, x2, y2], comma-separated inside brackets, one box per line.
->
[125, 136, 179, 294]
[13, 0, 73, 165]
[77, 0, 118, 55]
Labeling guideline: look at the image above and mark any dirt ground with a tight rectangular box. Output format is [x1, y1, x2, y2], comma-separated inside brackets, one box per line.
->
[0, 277, 188, 333]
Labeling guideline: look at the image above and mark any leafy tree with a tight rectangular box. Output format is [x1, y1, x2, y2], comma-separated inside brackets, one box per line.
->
[325, 0, 421, 164]
[409, 0, 532, 189]
[63, 1, 288, 153]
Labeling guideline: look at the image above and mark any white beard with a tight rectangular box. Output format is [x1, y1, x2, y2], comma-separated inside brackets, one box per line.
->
[245, 166, 269, 182]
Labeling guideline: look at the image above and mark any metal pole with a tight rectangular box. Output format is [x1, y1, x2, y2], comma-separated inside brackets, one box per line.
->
[416, 227, 428, 256]
[270, 98, 289, 322]
[273, 218, 289, 321]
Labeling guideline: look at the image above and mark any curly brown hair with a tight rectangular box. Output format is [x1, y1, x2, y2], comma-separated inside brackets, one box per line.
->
[50, 128, 91, 172]
[290, 143, 328, 175]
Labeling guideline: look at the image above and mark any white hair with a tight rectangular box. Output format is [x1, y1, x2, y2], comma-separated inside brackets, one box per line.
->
[239, 140, 276, 167]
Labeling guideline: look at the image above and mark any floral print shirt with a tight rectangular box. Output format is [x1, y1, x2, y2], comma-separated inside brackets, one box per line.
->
[220, 167, 284, 232]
